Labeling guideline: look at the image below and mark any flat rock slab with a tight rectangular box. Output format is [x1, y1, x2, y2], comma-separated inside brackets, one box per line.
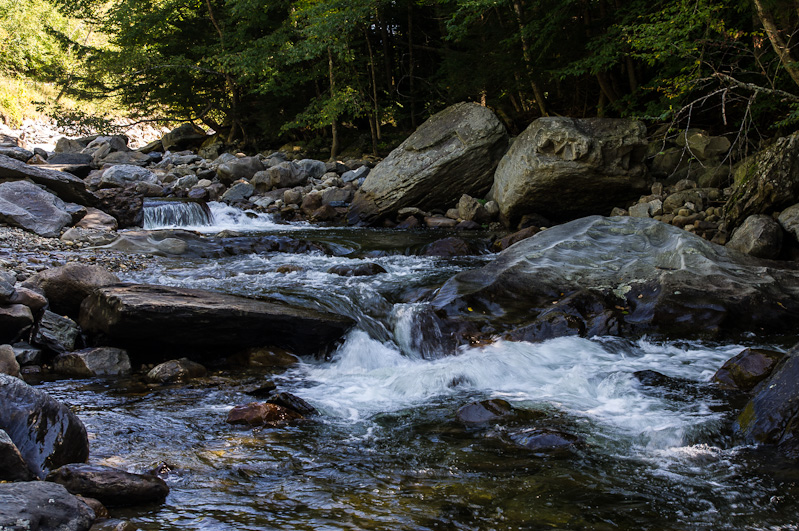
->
[79, 284, 354, 358]
[0, 374, 89, 478]
[0, 153, 97, 206]
[47, 463, 169, 507]
[0, 481, 95, 531]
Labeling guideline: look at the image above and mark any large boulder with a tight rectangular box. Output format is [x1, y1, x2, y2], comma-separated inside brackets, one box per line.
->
[78, 284, 355, 359]
[348, 102, 508, 225]
[726, 214, 783, 259]
[22, 263, 120, 319]
[490, 117, 650, 226]
[734, 347, 799, 455]
[725, 131, 799, 229]
[429, 216, 799, 348]
[93, 187, 145, 228]
[216, 156, 264, 184]
[46, 463, 169, 507]
[0, 374, 89, 479]
[160, 123, 207, 152]
[0, 481, 95, 531]
[0, 180, 73, 237]
[98, 165, 159, 189]
[0, 153, 97, 206]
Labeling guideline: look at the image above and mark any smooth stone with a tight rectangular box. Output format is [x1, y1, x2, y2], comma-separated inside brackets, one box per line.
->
[54, 347, 132, 377]
[22, 264, 120, 318]
[267, 392, 317, 416]
[327, 263, 387, 276]
[0, 481, 95, 531]
[225, 402, 303, 427]
[714, 348, 786, 391]
[456, 399, 513, 424]
[0, 344, 20, 377]
[146, 358, 207, 383]
[46, 463, 169, 507]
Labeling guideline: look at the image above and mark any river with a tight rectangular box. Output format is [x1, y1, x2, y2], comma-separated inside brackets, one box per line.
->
[35, 203, 799, 529]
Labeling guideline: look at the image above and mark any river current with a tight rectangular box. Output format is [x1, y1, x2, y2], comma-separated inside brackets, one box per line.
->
[37, 203, 799, 529]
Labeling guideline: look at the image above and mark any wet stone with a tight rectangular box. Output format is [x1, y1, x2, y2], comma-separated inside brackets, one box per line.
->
[714, 348, 787, 392]
[267, 392, 318, 416]
[507, 428, 582, 454]
[146, 358, 207, 383]
[46, 463, 169, 507]
[456, 399, 513, 425]
[226, 402, 304, 427]
[327, 262, 387, 276]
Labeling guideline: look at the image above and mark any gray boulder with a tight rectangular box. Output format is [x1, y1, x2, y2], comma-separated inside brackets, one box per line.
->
[221, 181, 255, 202]
[99, 165, 158, 189]
[216, 156, 264, 184]
[0, 180, 73, 237]
[341, 165, 369, 183]
[0, 481, 94, 530]
[726, 214, 783, 259]
[0, 154, 96, 205]
[78, 284, 355, 359]
[254, 160, 315, 190]
[0, 146, 33, 162]
[430, 216, 799, 348]
[0, 373, 89, 478]
[22, 263, 120, 319]
[490, 117, 650, 226]
[46, 463, 169, 507]
[54, 347, 132, 377]
[161, 123, 207, 152]
[348, 102, 508, 225]
[146, 358, 207, 383]
[75, 207, 118, 231]
[778, 203, 799, 242]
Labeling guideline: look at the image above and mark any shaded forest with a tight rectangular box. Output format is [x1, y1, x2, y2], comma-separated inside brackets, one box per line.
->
[4, 0, 799, 155]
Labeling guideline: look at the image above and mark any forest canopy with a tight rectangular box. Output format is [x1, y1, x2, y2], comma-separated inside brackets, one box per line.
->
[7, 0, 799, 154]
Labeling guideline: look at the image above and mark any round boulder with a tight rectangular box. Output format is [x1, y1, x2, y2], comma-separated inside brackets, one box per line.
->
[22, 263, 120, 319]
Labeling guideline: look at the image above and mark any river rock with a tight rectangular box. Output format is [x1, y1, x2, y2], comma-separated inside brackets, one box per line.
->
[735, 348, 799, 454]
[0, 153, 97, 206]
[47, 463, 169, 507]
[0, 373, 89, 478]
[429, 216, 799, 348]
[422, 237, 484, 257]
[725, 131, 799, 229]
[22, 263, 120, 318]
[146, 358, 207, 383]
[0, 304, 33, 344]
[507, 428, 581, 453]
[161, 123, 207, 152]
[267, 392, 317, 416]
[778, 203, 799, 242]
[75, 207, 118, 231]
[0, 481, 95, 530]
[226, 402, 303, 427]
[327, 262, 387, 276]
[0, 145, 33, 162]
[54, 347, 132, 377]
[491, 226, 540, 252]
[348, 102, 508, 225]
[490, 118, 650, 226]
[726, 214, 783, 259]
[0, 344, 20, 377]
[48, 152, 94, 166]
[457, 194, 490, 223]
[713, 348, 786, 391]
[93, 187, 144, 228]
[0, 180, 73, 237]
[221, 181, 255, 202]
[79, 284, 354, 358]
[0, 428, 35, 481]
[98, 165, 158, 189]
[33, 310, 80, 354]
[456, 399, 513, 424]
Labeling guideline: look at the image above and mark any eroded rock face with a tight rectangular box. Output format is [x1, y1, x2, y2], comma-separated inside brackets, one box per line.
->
[726, 131, 799, 229]
[46, 463, 169, 507]
[429, 216, 799, 348]
[0, 374, 89, 478]
[348, 102, 508, 225]
[0, 481, 95, 531]
[79, 284, 354, 359]
[490, 118, 650, 226]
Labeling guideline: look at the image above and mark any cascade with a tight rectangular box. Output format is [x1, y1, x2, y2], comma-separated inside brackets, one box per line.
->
[141, 198, 214, 229]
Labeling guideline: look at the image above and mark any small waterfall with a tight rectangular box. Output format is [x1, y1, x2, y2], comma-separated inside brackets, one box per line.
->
[142, 199, 214, 229]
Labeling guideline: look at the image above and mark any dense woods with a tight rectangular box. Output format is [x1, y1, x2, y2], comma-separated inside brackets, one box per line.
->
[4, 0, 799, 154]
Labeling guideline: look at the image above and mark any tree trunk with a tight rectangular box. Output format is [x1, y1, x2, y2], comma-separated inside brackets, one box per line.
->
[328, 47, 339, 161]
[510, 0, 548, 116]
[364, 27, 381, 140]
[753, 0, 799, 88]
[408, 5, 417, 129]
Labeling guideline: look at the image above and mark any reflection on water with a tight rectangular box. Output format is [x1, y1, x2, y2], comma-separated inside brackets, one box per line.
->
[36, 223, 799, 529]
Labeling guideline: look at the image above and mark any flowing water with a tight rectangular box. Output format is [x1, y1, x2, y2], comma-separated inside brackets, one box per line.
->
[36, 204, 799, 529]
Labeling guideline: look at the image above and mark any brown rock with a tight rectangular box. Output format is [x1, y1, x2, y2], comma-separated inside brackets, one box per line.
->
[225, 402, 303, 427]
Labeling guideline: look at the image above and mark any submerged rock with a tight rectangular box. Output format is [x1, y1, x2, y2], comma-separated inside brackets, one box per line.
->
[327, 262, 387, 276]
[507, 428, 582, 454]
[46, 463, 169, 507]
[0, 373, 89, 478]
[456, 399, 513, 425]
[430, 216, 799, 348]
[226, 402, 304, 427]
[0, 481, 95, 531]
[349, 102, 508, 225]
[79, 284, 354, 359]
